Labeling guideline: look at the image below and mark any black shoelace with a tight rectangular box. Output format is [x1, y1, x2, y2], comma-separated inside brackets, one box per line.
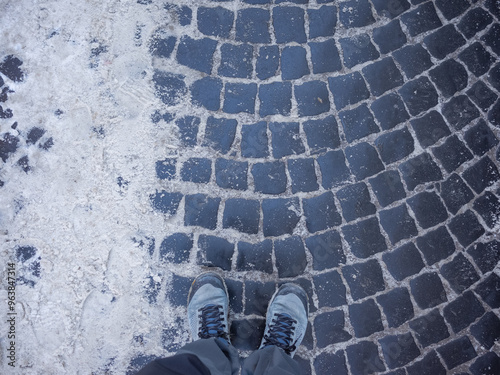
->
[198, 304, 228, 340]
[261, 313, 297, 355]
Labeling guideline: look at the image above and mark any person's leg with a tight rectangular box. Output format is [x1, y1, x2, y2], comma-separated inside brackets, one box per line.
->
[241, 283, 309, 375]
[136, 272, 239, 375]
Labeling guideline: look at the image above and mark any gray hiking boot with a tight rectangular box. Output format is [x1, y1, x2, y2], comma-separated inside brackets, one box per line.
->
[259, 283, 309, 357]
[187, 272, 230, 343]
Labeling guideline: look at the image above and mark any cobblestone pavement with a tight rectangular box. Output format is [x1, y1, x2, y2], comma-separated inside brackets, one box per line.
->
[2, 0, 497, 374]
[128, 1, 500, 374]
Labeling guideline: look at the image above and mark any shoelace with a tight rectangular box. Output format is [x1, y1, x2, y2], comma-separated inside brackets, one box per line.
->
[198, 304, 228, 340]
[261, 313, 297, 355]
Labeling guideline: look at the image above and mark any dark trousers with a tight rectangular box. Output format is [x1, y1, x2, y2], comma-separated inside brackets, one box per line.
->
[136, 338, 302, 375]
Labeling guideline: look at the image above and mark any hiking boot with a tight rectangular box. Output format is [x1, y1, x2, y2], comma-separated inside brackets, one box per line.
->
[187, 272, 230, 343]
[259, 283, 309, 357]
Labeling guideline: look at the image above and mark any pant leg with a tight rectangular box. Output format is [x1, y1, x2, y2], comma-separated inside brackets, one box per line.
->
[241, 346, 302, 375]
[136, 338, 240, 375]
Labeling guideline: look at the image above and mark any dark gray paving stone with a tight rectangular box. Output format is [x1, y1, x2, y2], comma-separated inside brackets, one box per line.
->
[153, 71, 187, 106]
[458, 42, 496, 77]
[371, 0, 409, 18]
[223, 198, 259, 234]
[488, 99, 500, 126]
[269, 122, 305, 158]
[410, 111, 450, 148]
[439, 173, 474, 215]
[383, 242, 425, 281]
[176, 116, 200, 147]
[197, 235, 234, 271]
[259, 82, 292, 116]
[317, 150, 351, 188]
[468, 240, 500, 274]
[305, 230, 345, 271]
[444, 291, 485, 333]
[380, 332, 420, 369]
[432, 135, 473, 173]
[203, 117, 237, 154]
[370, 93, 409, 130]
[218, 43, 253, 78]
[295, 81, 330, 116]
[437, 336, 477, 370]
[342, 259, 385, 300]
[474, 191, 500, 229]
[237, 240, 272, 273]
[274, 236, 307, 278]
[15, 246, 37, 263]
[197, 6, 233, 38]
[470, 311, 500, 350]
[314, 311, 351, 348]
[429, 60, 468, 98]
[308, 5, 337, 38]
[18, 155, 31, 173]
[468, 80, 498, 112]
[302, 192, 342, 233]
[416, 226, 456, 265]
[379, 204, 418, 244]
[342, 217, 387, 258]
[440, 253, 480, 294]
[475, 273, 500, 308]
[372, 19, 407, 54]
[303, 116, 340, 154]
[410, 272, 448, 309]
[272, 6, 306, 44]
[407, 191, 448, 229]
[328, 72, 370, 110]
[399, 76, 439, 116]
[176, 36, 217, 74]
[338, 0, 374, 28]
[166, 274, 192, 306]
[262, 198, 300, 237]
[345, 142, 384, 180]
[362, 57, 404, 97]
[339, 34, 379, 68]
[231, 319, 265, 351]
[348, 299, 384, 338]
[470, 352, 500, 375]
[244, 280, 275, 316]
[463, 156, 500, 194]
[369, 170, 406, 207]
[313, 270, 347, 308]
[337, 182, 376, 223]
[424, 25, 466, 60]
[393, 44, 433, 79]
[256, 46, 279, 80]
[27, 127, 45, 145]
[489, 63, 500, 91]
[0, 133, 19, 163]
[226, 279, 243, 313]
[288, 158, 318, 193]
[376, 287, 414, 328]
[0, 55, 24, 82]
[184, 194, 220, 230]
[223, 83, 256, 114]
[314, 351, 348, 375]
[486, 0, 500, 19]
[406, 350, 446, 375]
[401, 2, 442, 36]
[384, 370, 405, 375]
[458, 8, 494, 39]
[435, 0, 470, 20]
[156, 158, 176, 180]
[409, 309, 450, 348]
[190, 77, 222, 111]
[150, 190, 183, 215]
[150, 35, 176, 58]
[281, 46, 309, 80]
[236, 8, 270, 43]
[241, 121, 269, 158]
[375, 127, 414, 164]
[482, 23, 500, 56]
[215, 158, 248, 190]
[309, 39, 342, 74]
[159, 233, 192, 263]
[346, 341, 385, 375]
[399, 153, 443, 191]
